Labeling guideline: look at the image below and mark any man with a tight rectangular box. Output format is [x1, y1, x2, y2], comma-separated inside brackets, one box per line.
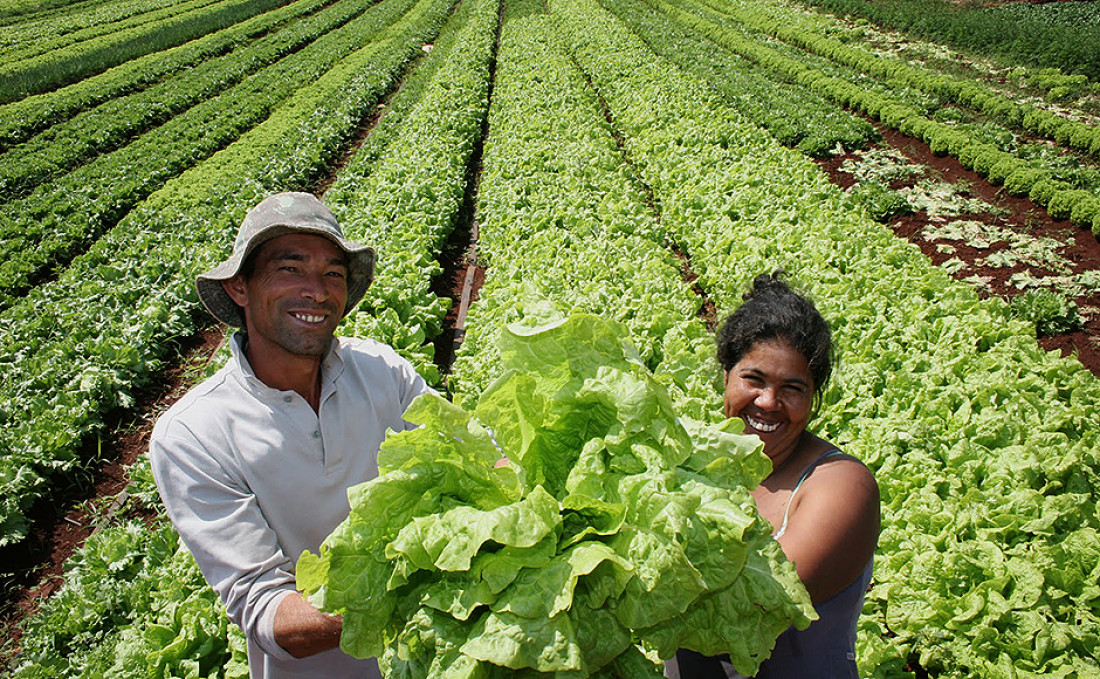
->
[150, 192, 432, 678]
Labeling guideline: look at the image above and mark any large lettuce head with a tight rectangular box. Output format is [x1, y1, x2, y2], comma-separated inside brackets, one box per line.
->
[298, 312, 815, 676]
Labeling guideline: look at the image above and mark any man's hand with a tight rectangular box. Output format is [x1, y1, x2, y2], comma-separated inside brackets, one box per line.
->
[273, 592, 343, 658]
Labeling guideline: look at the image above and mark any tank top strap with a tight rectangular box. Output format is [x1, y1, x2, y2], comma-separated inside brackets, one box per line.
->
[773, 449, 845, 539]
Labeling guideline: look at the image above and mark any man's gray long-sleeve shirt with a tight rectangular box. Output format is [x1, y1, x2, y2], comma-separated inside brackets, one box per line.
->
[150, 333, 431, 678]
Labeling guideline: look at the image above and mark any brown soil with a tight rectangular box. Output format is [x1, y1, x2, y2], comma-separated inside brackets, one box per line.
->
[816, 122, 1100, 377]
[0, 326, 227, 658]
[434, 238, 486, 372]
[432, 157, 487, 374]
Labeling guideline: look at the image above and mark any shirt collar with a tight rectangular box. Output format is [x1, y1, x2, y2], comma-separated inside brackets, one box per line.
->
[229, 331, 344, 395]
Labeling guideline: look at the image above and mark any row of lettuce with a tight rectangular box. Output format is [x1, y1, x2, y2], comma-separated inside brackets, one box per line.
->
[715, 0, 1100, 161]
[0, 0, 170, 22]
[0, 0, 422, 309]
[598, 0, 879, 160]
[0, 0, 293, 104]
[0, 0, 225, 62]
[5, 0, 1100, 675]
[795, 0, 1100, 82]
[648, 0, 1100, 237]
[0, 0, 337, 198]
[0, 0, 324, 152]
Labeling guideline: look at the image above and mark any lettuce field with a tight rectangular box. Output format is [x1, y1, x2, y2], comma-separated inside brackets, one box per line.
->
[1, 0, 1098, 676]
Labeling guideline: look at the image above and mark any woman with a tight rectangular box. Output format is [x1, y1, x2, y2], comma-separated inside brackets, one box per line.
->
[667, 272, 880, 679]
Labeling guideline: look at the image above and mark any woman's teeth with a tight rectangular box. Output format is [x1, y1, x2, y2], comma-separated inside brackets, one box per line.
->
[745, 415, 780, 433]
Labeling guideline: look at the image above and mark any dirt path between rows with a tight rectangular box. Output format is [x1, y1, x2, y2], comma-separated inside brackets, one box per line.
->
[817, 122, 1100, 377]
[0, 326, 227, 659]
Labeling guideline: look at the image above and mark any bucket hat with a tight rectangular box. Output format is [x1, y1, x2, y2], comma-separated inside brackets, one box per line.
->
[196, 192, 374, 327]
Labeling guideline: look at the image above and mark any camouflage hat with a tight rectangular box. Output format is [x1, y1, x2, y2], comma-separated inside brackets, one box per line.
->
[196, 192, 375, 327]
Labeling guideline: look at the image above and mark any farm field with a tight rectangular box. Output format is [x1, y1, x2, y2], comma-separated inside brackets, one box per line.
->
[0, 0, 1098, 676]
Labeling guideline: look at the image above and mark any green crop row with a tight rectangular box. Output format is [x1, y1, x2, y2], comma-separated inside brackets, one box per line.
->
[0, 0, 330, 153]
[599, 0, 877, 159]
[549, 0, 1100, 674]
[796, 0, 1100, 82]
[329, 0, 501, 386]
[0, 0, 115, 23]
[0, 0, 288, 104]
[642, 0, 937, 132]
[0, 0, 457, 551]
[1007, 66, 1095, 104]
[654, 0, 1100, 236]
[0, 0, 411, 309]
[11, 518, 250, 679]
[896, 122, 1100, 234]
[0, 0, 223, 63]
[693, 0, 1100, 161]
[0, 0, 376, 200]
[0, 0, 190, 52]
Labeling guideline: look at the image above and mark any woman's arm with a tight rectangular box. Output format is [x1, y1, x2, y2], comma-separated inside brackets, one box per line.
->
[774, 457, 880, 604]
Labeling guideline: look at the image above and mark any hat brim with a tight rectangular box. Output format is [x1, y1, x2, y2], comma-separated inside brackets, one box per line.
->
[196, 225, 375, 327]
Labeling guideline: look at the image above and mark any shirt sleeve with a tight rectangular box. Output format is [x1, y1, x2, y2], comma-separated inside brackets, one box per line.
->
[149, 420, 297, 662]
[391, 348, 438, 429]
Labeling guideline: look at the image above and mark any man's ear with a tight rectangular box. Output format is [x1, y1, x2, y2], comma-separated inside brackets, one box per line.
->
[222, 276, 248, 308]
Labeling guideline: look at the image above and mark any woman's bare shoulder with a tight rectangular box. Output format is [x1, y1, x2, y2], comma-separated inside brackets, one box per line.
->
[799, 451, 880, 528]
[814, 449, 876, 483]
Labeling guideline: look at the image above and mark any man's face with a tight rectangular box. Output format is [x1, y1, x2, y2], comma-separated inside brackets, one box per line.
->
[223, 233, 349, 361]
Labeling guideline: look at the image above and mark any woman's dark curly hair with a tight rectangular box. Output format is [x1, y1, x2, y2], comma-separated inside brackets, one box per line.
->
[716, 271, 833, 405]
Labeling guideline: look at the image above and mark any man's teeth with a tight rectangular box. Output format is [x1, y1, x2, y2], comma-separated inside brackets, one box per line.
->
[294, 313, 325, 323]
[745, 415, 780, 433]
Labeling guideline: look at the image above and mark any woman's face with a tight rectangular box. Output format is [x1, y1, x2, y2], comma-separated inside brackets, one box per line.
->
[724, 339, 815, 462]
